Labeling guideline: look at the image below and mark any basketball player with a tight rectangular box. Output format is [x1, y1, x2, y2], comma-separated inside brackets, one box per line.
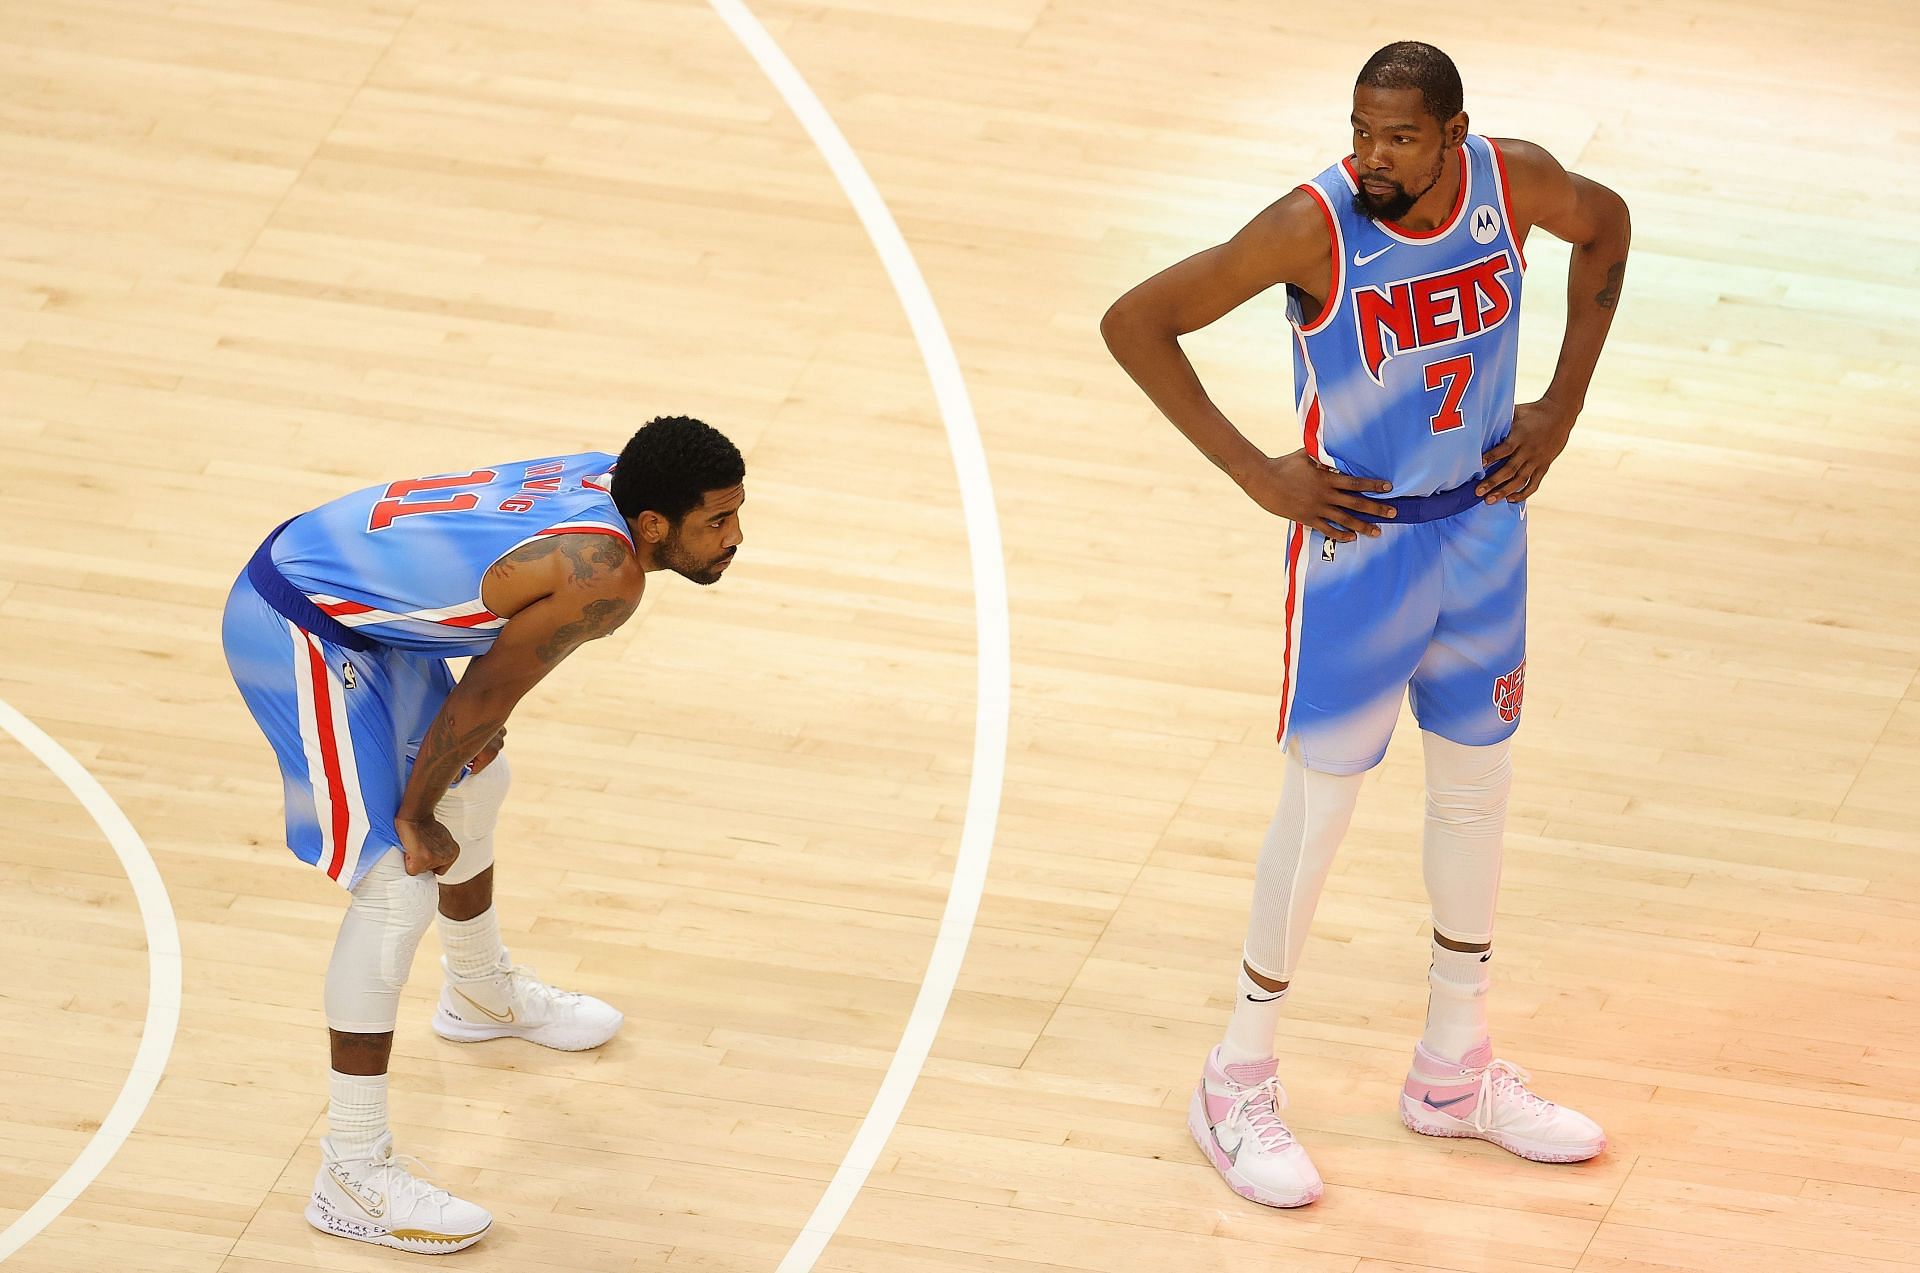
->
[221, 415, 745, 1252]
[1102, 43, 1630, 1206]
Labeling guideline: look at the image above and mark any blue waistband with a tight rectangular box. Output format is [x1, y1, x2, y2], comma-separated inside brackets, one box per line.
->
[245, 519, 380, 653]
[1352, 462, 1505, 525]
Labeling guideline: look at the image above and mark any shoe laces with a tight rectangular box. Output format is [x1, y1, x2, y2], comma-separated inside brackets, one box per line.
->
[502, 963, 581, 1008]
[1470, 1058, 1553, 1131]
[1227, 1077, 1298, 1151]
[385, 1151, 456, 1209]
[335, 1145, 452, 1210]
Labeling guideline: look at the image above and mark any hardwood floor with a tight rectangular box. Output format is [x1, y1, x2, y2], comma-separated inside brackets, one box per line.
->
[1, 1, 1915, 1269]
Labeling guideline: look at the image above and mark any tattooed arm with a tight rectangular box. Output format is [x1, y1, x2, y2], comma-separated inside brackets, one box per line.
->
[1476, 138, 1632, 503]
[392, 532, 643, 875]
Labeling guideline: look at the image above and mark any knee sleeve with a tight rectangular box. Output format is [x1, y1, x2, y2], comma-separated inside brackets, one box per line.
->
[433, 756, 509, 887]
[1420, 732, 1512, 945]
[1242, 745, 1366, 981]
[324, 849, 437, 1033]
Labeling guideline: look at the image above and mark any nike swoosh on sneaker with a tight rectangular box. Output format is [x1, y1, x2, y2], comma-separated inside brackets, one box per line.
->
[1353, 245, 1392, 266]
[1214, 1126, 1243, 1164]
[452, 986, 516, 1024]
[1422, 1091, 1473, 1111]
[328, 1166, 387, 1218]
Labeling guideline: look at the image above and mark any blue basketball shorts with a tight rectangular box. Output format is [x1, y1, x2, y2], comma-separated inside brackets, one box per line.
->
[221, 572, 455, 890]
[1276, 498, 1527, 773]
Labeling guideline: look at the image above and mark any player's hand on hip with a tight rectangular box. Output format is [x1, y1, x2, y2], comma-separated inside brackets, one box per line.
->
[396, 816, 462, 876]
[1240, 449, 1396, 542]
[1479, 397, 1577, 503]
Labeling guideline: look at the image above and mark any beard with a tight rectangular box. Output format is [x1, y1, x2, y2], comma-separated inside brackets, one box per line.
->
[660, 531, 735, 586]
[1349, 152, 1447, 223]
[1351, 183, 1419, 222]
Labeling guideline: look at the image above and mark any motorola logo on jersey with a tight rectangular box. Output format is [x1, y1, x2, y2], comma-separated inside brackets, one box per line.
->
[1470, 204, 1501, 244]
[1353, 250, 1518, 385]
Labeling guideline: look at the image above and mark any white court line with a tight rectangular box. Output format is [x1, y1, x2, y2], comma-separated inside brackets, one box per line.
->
[0, 699, 182, 1264]
[702, 3, 1011, 1270]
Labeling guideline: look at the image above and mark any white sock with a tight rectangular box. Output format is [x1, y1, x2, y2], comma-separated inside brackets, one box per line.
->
[327, 1069, 389, 1159]
[1422, 939, 1491, 1062]
[1220, 964, 1289, 1066]
[439, 907, 506, 982]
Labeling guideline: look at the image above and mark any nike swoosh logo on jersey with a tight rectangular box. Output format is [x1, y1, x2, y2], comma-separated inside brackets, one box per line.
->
[452, 986, 516, 1024]
[1353, 245, 1393, 266]
[1422, 1091, 1473, 1111]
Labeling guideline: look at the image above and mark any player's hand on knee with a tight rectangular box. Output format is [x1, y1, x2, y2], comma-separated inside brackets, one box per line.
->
[1479, 397, 1576, 503]
[1241, 449, 1395, 542]
[468, 727, 507, 775]
[396, 816, 462, 876]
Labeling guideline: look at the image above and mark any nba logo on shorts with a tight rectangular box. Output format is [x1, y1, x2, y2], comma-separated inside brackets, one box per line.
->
[1492, 659, 1525, 722]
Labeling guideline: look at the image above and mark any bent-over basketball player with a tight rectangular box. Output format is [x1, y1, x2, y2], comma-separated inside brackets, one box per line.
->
[222, 415, 744, 1251]
[1103, 42, 1630, 1207]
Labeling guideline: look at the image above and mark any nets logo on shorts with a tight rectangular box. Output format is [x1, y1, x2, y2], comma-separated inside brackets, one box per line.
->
[1493, 659, 1526, 723]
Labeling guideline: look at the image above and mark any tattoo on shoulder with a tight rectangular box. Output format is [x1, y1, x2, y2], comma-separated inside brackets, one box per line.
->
[491, 531, 631, 584]
[536, 597, 635, 663]
[1595, 261, 1626, 310]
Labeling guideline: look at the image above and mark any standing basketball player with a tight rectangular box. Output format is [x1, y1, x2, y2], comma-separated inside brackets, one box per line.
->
[222, 415, 744, 1251]
[1102, 43, 1630, 1206]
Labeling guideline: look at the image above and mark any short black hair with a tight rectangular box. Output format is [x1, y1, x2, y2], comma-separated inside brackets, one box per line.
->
[611, 415, 744, 522]
[1356, 41, 1464, 126]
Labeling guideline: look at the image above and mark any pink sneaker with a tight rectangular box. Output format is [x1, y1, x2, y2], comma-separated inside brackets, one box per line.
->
[1400, 1040, 1606, 1163]
[1187, 1046, 1323, 1207]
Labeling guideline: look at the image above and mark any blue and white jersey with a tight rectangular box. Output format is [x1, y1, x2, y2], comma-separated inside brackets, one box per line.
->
[270, 453, 631, 658]
[1285, 134, 1526, 498]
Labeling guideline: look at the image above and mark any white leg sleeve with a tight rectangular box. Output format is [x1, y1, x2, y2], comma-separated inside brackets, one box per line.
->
[323, 849, 437, 1033]
[433, 756, 509, 887]
[1419, 731, 1511, 944]
[1242, 745, 1366, 981]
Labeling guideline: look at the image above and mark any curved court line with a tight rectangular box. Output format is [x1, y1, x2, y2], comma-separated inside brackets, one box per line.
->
[0, 699, 182, 1264]
[701, 3, 1010, 1269]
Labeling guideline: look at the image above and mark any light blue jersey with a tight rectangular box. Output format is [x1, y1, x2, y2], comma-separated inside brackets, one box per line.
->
[222, 452, 633, 887]
[1286, 135, 1525, 499]
[1273, 138, 1532, 772]
[271, 453, 632, 658]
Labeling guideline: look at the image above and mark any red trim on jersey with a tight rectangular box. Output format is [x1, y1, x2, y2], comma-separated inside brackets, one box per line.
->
[1488, 139, 1527, 270]
[535, 525, 629, 543]
[438, 609, 502, 629]
[304, 634, 352, 881]
[1302, 391, 1323, 462]
[317, 599, 374, 617]
[1344, 149, 1468, 240]
[1275, 523, 1306, 743]
[1294, 183, 1344, 336]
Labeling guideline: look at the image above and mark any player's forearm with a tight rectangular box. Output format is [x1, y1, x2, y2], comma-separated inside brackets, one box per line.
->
[1101, 302, 1268, 485]
[396, 681, 516, 822]
[1545, 190, 1631, 412]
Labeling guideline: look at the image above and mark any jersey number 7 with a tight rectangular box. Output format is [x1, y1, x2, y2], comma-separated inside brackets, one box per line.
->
[1423, 353, 1474, 434]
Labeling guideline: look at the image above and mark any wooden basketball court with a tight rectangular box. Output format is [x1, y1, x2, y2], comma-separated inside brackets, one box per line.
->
[2, 1, 1916, 1269]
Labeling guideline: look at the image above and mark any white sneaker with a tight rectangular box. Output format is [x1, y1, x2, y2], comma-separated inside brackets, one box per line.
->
[1187, 1045, 1324, 1207]
[305, 1133, 491, 1255]
[1399, 1039, 1606, 1163]
[431, 954, 624, 1051]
